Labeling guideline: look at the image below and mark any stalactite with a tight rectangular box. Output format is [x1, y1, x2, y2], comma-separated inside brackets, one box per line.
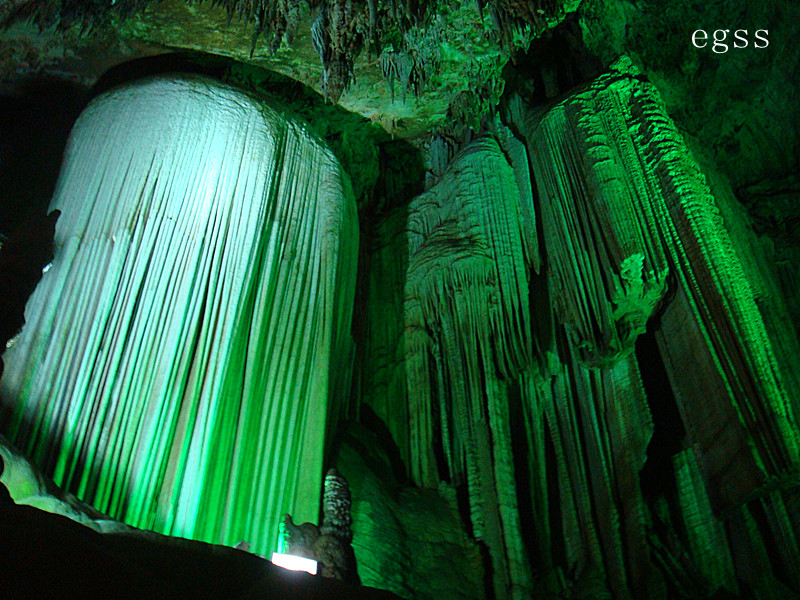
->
[483, 0, 566, 51]
[380, 50, 414, 104]
[509, 56, 800, 597]
[0, 75, 358, 558]
[363, 136, 535, 599]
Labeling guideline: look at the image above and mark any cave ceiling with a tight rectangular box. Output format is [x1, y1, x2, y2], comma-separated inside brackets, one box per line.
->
[2, 0, 581, 138]
[0, 1, 794, 176]
[1, 0, 798, 305]
[1, 0, 797, 195]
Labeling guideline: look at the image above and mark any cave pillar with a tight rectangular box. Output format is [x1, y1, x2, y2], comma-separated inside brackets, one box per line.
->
[363, 136, 536, 599]
[513, 56, 800, 595]
[0, 75, 358, 556]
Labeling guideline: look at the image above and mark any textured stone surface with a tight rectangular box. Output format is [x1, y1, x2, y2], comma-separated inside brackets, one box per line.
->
[1, 2, 799, 598]
[334, 422, 484, 600]
[1, 434, 404, 599]
[513, 58, 800, 598]
[360, 57, 800, 599]
[578, 0, 800, 341]
[118, 0, 505, 138]
[361, 135, 535, 598]
[0, 75, 358, 556]
[1, 434, 131, 532]
[579, 0, 800, 187]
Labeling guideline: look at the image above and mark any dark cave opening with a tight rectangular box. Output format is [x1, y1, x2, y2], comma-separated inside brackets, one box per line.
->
[636, 327, 686, 501]
[0, 78, 85, 231]
[501, 13, 604, 110]
[0, 78, 80, 369]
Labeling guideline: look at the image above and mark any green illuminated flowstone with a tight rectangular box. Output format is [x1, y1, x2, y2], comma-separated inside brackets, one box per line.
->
[363, 134, 537, 600]
[0, 75, 358, 557]
[361, 57, 800, 599]
[514, 60, 800, 597]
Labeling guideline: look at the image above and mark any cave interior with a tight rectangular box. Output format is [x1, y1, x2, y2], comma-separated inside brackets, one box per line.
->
[0, 0, 799, 599]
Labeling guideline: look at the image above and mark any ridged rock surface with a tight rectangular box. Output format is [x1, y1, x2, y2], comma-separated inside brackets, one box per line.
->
[1, 434, 131, 533]
[362, 136, 536, 599]
[334, 422, 484, 600]
[0, 75, 358, 557]
[511, 58, 800, 598]
[362, 58, 800, 599]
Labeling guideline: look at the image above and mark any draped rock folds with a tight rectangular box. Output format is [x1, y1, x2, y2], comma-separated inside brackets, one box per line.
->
[363, 57, 800, 599]
[520, 60, 800, 596]
[0, 75, 358, 557]
[364, 136, 536, 599]
[528, 57, 799, 494]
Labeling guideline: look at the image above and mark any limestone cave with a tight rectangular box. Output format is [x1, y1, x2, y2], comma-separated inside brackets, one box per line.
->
[0, 0, 798, 598]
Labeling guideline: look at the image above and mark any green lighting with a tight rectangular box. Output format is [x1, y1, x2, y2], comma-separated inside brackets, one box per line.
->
[0, 76, 358, 557]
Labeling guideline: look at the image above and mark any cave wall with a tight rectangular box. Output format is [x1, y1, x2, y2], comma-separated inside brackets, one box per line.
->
[359, 58, 800, 599]
[1, 1, 799, 599]
[578, 0, 800, 336]
[514, 58, 800, 598]
[331, 421, 485, 600]
[362, 133, 537, 599]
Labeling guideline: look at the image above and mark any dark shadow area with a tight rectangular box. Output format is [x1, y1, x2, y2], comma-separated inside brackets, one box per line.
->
[0, 75, 93, 384]
[543, 418, 565, 569]
[0, 209, 59, 370]
[478, 539, 496, 600]
[0, 76, 103, 505]
[636, 328, 685, 499]
[454, 481, 474, 539]
[424, 338, 451, 481]
[636, 327, 694, 597]
[344, 127, 422, 521]
[0, 77, 87, 232]
[343, 406, 409, 487]
[500, 13, 604, 110]
[526, 162, 553, 364]
[348, 136, 422, 434]
[0, 77, 83, 362]
[372, 139, 426, 214]
[0, 462, 401, 600]
[748, 497, 796, 590]
[88, 52, 231, 99]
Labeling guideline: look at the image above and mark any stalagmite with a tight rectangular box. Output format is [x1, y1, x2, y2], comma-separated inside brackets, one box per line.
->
[0, 75, 359, 557]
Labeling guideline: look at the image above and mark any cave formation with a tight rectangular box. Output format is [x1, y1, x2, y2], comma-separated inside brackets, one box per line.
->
[1, 1, 799, 599]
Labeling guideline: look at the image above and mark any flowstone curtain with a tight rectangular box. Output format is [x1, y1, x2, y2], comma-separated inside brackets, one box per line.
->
[518, 58, 800, 497]
[513, 58, 800, 596]
[0, 75, 358, 556]
[360, 57, 800, 599]
[363, 136, 537, 600]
